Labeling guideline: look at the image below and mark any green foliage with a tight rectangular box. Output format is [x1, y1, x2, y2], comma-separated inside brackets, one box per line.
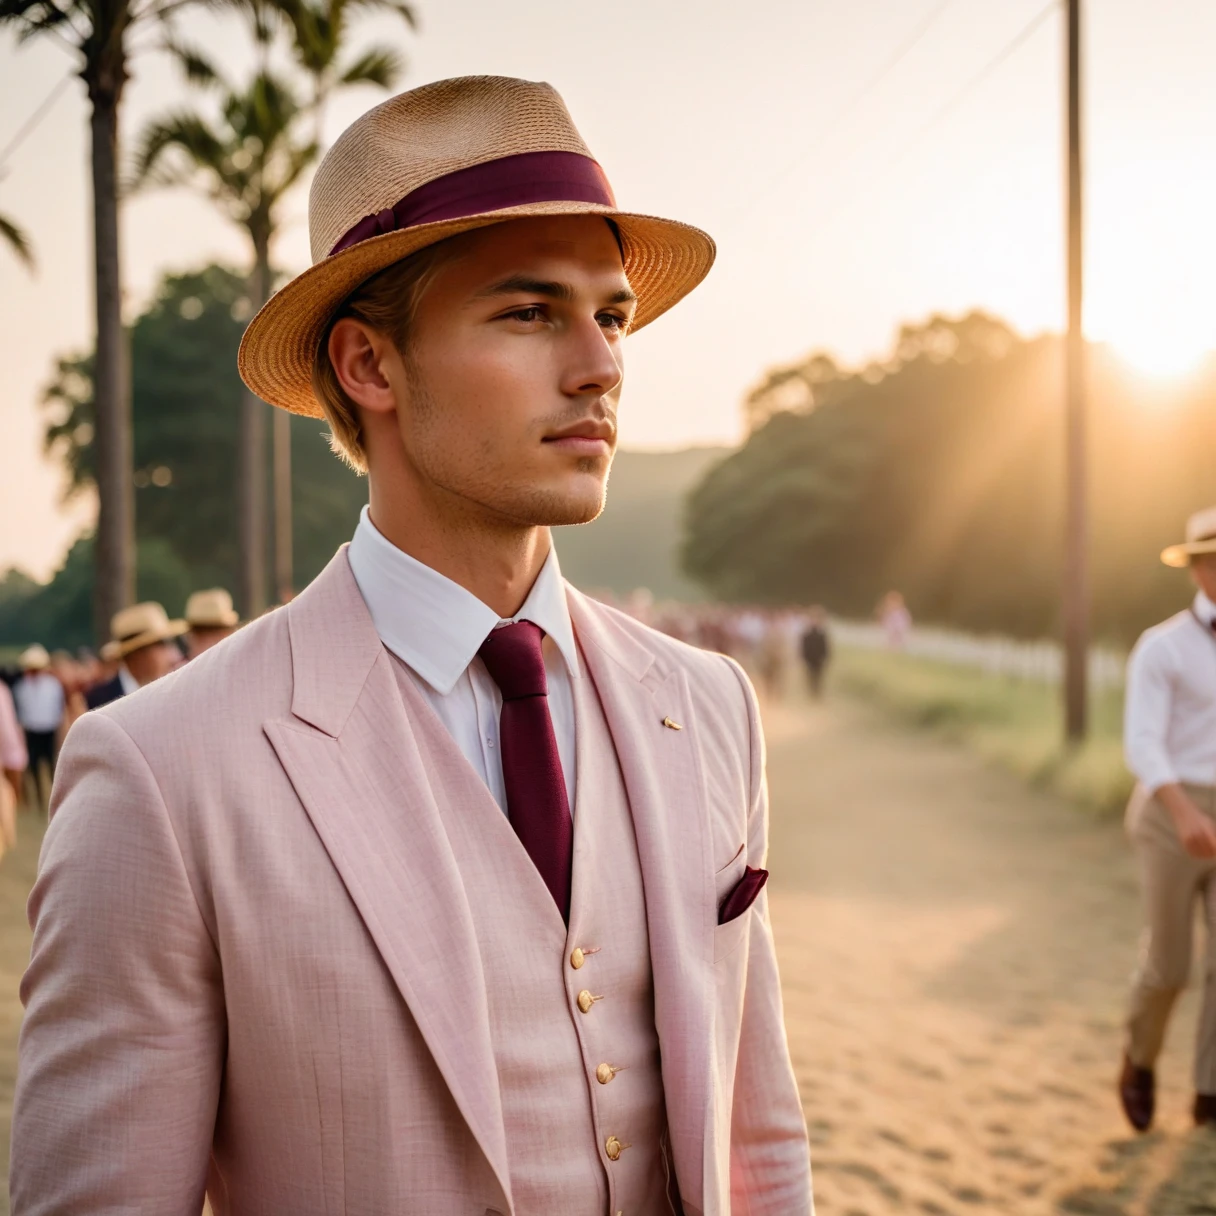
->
[0, 535, 194, 652]
[273, 0, 414, 104]
[684, 312, 1216, 644]
[22, 263, 367, 649]
[555, 448, 731, 599]
[833, 646, 1132, 817]
[132, 68, 318, 257]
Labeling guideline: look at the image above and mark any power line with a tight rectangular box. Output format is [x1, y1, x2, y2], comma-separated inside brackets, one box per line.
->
[802, 0, 1059, 242]
[905, 0, 1058, 147]
[0, 72, 74, 177]
[731, 0, 958, 222]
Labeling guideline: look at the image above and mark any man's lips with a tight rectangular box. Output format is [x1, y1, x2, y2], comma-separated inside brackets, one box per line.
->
[543, 420, 615, 453]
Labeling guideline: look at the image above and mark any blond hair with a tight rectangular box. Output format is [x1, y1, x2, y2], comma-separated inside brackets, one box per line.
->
[311, 236, 467, 471]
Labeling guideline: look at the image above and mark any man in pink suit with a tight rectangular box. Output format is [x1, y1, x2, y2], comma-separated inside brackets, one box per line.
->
[13, 76, 813, 1215]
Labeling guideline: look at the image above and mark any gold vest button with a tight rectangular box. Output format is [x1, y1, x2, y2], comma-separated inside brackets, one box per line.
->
[596, 1062, 617, 1085]
[577, 989, 595, 1014]
[570, 947, 585, 970]
[605, 1135, 623, 1161]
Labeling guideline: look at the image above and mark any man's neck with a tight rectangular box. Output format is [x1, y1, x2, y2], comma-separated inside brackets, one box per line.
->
[367, 487, 551, 620]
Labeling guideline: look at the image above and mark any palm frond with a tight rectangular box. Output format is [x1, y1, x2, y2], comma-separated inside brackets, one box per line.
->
[165, 37, 224, 87]
[336, 43, 400, 89]
[129, 108, 227, 190]
[0, 213, 35, 270]
[343, 0, 414, 29]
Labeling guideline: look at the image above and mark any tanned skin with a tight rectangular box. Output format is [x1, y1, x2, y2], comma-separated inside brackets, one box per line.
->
[327, 215, 635, 619]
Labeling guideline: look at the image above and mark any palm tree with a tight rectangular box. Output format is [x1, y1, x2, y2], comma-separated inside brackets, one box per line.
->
[0, 210, 34, 270]
[262, 0, 412, 606]
[277, 0, 414, 134]
[0, 0, 196, 641]
[132, 65, 317, 616]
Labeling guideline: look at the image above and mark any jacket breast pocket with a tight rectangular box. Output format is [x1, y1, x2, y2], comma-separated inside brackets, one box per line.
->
[713, 842, 749, 962]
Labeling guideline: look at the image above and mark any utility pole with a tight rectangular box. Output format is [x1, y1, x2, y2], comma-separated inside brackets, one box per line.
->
[1063, 0, 1088, 741]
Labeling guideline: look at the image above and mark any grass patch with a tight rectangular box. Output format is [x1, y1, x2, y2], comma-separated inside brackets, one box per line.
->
[832, 645, 1133, 817]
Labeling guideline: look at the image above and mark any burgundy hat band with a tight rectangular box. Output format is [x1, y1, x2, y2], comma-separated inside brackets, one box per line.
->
[328, 150, 617, 257]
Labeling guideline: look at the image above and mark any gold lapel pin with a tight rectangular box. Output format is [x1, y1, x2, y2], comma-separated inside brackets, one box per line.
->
[661, 716, 683, 731]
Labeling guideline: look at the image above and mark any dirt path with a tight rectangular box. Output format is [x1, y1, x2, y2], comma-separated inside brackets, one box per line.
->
[764, 694, 1216, 1215]
[1, 697, 1214, 1213]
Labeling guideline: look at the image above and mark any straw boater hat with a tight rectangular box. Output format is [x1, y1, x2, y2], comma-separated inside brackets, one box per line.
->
[19, 644, 50, 672]
[237, 75, 716, 414]
[100, 602, 188, 662]
[185, 588, 240, 630]
[1161, 506, 1216, 567]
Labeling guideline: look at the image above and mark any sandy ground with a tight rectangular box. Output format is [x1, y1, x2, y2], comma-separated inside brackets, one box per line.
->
[0, 694, 1214, 1212]
[765, 694, 1216, 1215]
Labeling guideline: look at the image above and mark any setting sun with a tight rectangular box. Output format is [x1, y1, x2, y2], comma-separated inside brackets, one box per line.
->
[1090, 279, 1216, 382]
[1109, 322, 1213, 381]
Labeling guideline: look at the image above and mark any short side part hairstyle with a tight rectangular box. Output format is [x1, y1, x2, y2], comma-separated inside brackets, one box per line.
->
[311, 235, 468, 472]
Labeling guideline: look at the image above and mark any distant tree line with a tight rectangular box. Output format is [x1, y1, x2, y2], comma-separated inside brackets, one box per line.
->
[682, 312, 1216, 645]
[0, 265, 367, 651]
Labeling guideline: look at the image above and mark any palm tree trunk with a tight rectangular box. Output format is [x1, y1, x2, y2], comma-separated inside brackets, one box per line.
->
[89, 91, 135, 641]
[240, 244, 271, 617]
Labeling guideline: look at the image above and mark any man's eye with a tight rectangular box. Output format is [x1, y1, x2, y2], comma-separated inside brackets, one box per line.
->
[509, 306, 545, 323]
[598, 313, 629, 332]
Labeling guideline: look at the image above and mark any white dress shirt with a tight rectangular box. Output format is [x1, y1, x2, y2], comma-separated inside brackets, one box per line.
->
[1125, 591, 1216, 792]
[347, 506, 579, 814]
[118, 666, 140, 697]
[13, 672, 65, 734]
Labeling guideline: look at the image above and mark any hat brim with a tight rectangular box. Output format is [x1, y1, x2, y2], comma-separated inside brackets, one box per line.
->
[103, 620, 189, 660]
[188, 613, 240, 629]
[238, 202, 715, 416]
[1162, 540, 1216, 567]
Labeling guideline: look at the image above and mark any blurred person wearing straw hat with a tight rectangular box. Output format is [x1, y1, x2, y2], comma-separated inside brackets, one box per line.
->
[13, 644, 64, 811]
[13, 76, 811, 1216]
[84, 602, 187, 711]
[1120, 505, 1216, 1132]
[183, 588, 241, 659]
[0, 677, 25, 854]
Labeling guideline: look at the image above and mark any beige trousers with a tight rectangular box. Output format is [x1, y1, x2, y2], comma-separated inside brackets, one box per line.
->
[1125, 783, 1216, 1093]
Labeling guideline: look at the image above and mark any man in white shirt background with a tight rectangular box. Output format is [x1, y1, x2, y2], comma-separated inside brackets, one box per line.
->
[11, 644, 64, 811]
[1121, 505, 1216, 1132]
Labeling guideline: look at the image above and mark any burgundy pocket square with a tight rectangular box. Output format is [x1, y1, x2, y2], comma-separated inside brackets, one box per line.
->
[718, 865, 769, 925]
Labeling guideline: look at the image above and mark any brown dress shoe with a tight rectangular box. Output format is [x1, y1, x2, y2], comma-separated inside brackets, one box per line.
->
[1194, 1092, 1216, 1126]
[1119, 1054, 1155, 1132]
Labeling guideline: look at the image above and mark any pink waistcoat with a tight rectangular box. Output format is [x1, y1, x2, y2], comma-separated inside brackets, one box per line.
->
[390, 649, 672, 1216]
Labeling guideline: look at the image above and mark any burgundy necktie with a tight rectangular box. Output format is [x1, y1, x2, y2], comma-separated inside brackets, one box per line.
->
[478, 621, 573, 920]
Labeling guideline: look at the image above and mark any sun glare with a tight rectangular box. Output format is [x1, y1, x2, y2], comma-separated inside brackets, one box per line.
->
[1092, 287, 1215, 383]
[1111, 324, 1211, 381]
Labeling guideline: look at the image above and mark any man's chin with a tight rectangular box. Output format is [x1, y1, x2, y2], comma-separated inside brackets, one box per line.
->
[497, 480, 607, 528]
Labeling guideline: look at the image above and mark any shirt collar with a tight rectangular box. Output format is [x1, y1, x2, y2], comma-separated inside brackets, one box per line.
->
[118, 664, 140, 695]
[1195, 590, 1216, 626]
[347, 505, 579, 694]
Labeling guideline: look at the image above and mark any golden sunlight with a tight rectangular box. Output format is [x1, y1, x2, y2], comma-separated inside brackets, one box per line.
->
[1092, 286, 1215, 383]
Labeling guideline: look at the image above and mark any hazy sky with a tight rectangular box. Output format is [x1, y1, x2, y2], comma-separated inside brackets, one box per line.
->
[2, 0, 1214, 578]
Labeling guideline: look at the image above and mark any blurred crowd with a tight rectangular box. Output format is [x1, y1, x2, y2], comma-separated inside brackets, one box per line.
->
[607, 592, 836, 704]
[0, 588, 241, 852]
[0, 582, 919, 858]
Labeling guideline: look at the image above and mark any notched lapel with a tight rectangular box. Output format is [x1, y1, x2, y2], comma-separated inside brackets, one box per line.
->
[265, 551, 512, 1209]
[568, 589, 715, 1212]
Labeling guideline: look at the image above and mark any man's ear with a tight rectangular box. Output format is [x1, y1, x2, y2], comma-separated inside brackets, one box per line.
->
[328, 318, 399, 416]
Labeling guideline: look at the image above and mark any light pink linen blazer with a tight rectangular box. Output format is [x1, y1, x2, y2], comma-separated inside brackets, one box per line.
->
[12, 550, 812, 1216]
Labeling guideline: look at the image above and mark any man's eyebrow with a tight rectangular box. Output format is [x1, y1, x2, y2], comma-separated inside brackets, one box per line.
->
[475, 276, 574, 301]
[474, 275, 638, 307]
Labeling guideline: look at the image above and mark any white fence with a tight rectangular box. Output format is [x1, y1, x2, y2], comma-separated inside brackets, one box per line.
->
[832, 621, 1127, 692]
